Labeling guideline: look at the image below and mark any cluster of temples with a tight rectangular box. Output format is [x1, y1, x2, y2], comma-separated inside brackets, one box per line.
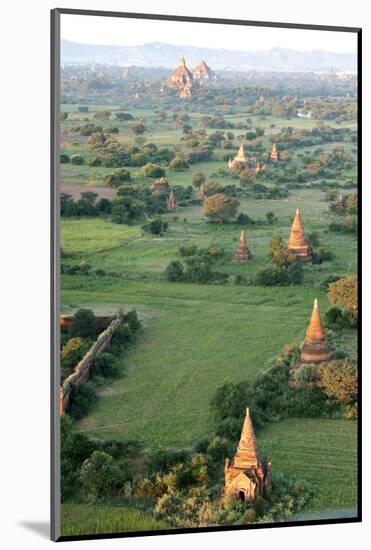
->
[163, 56, 215, 98]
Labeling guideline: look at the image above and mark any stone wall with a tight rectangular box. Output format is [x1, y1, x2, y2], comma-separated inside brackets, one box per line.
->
[60, 311, 123, 415]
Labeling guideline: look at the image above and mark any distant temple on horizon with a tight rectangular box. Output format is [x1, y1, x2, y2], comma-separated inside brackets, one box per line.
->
[233, 230, 252, 262]
[287, 209, 312, 261]
[167, 189, 177, 210]
[224, 408, 271, 501]
[193, 60, 216, 83]
[165, 56, 195, 98]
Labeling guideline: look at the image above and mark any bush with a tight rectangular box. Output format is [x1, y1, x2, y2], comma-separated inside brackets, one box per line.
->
[165, 260, 184, 282]
[71, 308, 97, 338]
[142, 217, 168, 235]
[319, 359, 357, 404]
[60, 153, 70, 163]
[294, 364, 319, 388]
[61, 337, 90, 378]
[79, 450, 122, 502]
[104, 169, 131, 188]
[169, 158, 189, 171]
[71, 154, 85, 165]
[141, 163, 166, 178]
[94, 353, 121, 378]
[69, 382, 97, 420]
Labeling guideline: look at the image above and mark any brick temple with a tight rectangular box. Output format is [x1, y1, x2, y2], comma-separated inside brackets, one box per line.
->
[224, 408, 271, 501]
[287, 209, 312, 261]
[233, 230, 252, 262]
[167, 189, 177, 210]
[299, 299, 333, 366]
[228, 142, 248, 170]
[270, 142, 280, 161]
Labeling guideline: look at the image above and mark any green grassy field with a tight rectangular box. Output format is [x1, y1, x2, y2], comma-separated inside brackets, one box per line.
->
[60, 97, 358, 518]
[259, 418, 358, 511]
[61, 503, 169, 536]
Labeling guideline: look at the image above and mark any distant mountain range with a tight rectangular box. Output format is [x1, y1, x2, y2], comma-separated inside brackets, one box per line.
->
[61, 40, 356, 73]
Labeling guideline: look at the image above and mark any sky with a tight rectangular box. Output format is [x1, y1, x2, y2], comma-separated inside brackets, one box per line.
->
[61, 14, 357, 53]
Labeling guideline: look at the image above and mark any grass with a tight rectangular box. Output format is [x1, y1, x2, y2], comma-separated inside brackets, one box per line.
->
[258, 418, 358, 512]
[61, 503, 169, 536]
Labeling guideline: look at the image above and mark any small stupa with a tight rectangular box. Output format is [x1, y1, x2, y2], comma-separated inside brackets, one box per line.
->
[233, 230, 252, 262]
[228, 142, 248, 170]
[287, 209, 312, 261]
[270, 142, 280, 161]
[224, 408, 271, 501]
[167, 189, 177, 210]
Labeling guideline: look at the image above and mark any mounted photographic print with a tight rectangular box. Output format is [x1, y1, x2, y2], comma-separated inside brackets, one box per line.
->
[51, 8, 361, 541]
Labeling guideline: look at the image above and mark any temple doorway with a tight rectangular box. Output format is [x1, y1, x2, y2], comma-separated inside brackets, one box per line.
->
[238, 490, 245, 502]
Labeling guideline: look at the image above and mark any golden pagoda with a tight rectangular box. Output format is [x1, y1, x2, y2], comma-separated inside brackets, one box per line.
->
[299, 299, 333, 365]
[270, 142, 280, 161]
[233, 230, 252, 262]
[228, 142, 248, 170]
[224, 408, 271, 501]
[287, 209, 312, 261]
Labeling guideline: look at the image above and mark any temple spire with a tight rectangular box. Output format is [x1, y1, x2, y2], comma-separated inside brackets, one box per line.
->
[233, 229, 252, 262]
[240, 230, 246, 244]
[306, 299, 326, 343]
[287, 209, 312, 261]
[233, 408, 261, 468]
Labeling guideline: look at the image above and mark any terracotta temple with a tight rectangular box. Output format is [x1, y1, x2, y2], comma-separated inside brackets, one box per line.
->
[298, 299, 333, 366]
[270, 142, 280, 161]
[165, 56, 195, 98]
[193, 60, 215, 83]
[167, 189, 177, 210]
[287, 209, 312, 261]
[224, 408, 271, 502]
[233, 230, 252, 262]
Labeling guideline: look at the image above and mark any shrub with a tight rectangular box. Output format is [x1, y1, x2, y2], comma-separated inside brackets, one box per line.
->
[141, 163, 166, 178]
[165, 260, 184, 282]
[294, 364, 319, 388]
[60, 153, 70, 163]
[79, 451, 121, 502]
[94, 353, 121, 378]
[61, 337, 90, 377]
[169, 158, 189, 171]
[328, 275, 358, 326]
[142, 217, 168, 235]
[71, 154, 85, 165]
[104, 169, 131, 188]
[319, 359, 357, 404]
[71, 308, 97, 338]
[69, 382, 97, 420]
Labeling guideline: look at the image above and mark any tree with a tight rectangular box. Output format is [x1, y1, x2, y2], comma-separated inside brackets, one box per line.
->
[131, 121, 147, 135]
[319, 359, 357, 403]
[143, 217, 168, 236]
[328, 275, 358, 325]
[60, 112, 68, 121]
[78, 106, 89, 112]
[93, 110, 112, 120]
[268, 235, 292, 266]
[61, 337, 90, 377]
[165, 260, 184, 282]
[71, 308, 97, 338]
[60, 153, 70, 163]
[79, 451, 121, 502]
[141, 163, 166, 178]
[111, 196, 144, 224]
[71, 154, 85, 165]
[104, 169, 131, 188]
[203, 194, 239, 223]
[239, 169, 256, 185]
[169, 158, 189, 171]
[203, 180, 223, 197]
[192, 172, 206, 188]
[94, 353, 121, 378]
[115, 112, 133, 121]
[294, 364, 318, 388]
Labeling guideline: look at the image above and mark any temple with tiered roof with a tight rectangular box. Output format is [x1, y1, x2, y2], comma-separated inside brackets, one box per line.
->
[287, 209, 312, 261]
[224, 408, 271, 501]
[233, 230, 252, 262]
[299, 299, 333, 365]
[228, 142, 248, 170]
[165, 56, 195, 98]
